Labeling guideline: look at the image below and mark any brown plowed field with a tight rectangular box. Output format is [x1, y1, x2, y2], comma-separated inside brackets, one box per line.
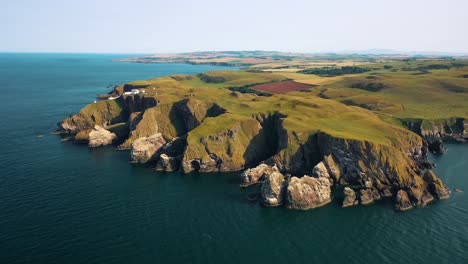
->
[252, 80, 314, 94]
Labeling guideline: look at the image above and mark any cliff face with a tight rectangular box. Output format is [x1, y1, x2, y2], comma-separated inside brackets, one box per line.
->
[240, 128, 449, 211]
[181, 114, 272, 173]
[403, 118, 467, 153]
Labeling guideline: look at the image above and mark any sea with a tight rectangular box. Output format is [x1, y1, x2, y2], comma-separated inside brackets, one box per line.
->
[0, 53, 466, 264]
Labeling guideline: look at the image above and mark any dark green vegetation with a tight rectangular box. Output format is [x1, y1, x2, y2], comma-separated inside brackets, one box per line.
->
[298, 66, 370, 76]
[350, 82, 385, 92]
[227, 84, 272, 96]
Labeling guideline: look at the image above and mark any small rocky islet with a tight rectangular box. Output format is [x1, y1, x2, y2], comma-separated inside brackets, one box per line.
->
[56, 66, 467, 211]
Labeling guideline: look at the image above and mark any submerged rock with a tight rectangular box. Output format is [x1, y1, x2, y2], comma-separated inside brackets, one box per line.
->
[286, 175, 332, 210]
[240, 164, 276, 187]
[130, 133, 166, 163]
[342, 187, 358, 207]
[88, 125, 117, 147]
[395, 190, 413, 211]
[260, 171, 285, 207]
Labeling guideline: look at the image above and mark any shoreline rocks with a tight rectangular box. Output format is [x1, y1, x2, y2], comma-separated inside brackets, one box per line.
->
[342, 187, 358, 207]
[395, 190, 413, 211]
[359, 189, 374, 205]
[240, 164, 276, 187]
[260, 171, 285, 207]
[423, 170, 451, 199]
[130, 133, 166, 163]
[88, 125, 117, 147]
[285, 175, 332, 210]
[155, 154, 179, 172]
[428, 139, 447, 154]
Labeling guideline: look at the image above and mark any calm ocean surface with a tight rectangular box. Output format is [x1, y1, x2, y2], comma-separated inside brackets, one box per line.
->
[0, 53, 466, 264]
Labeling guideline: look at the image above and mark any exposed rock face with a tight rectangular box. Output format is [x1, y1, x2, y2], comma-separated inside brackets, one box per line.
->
[381, 188, 393, 198]
[312, 161, 332, 183]
[395, 190, 413, 211]
[260, 171, 285, 207]
[285, 176, 332, 210]
[423, 170, 451, 199]
[120, 108, 161, 149]
[403, 117, 467, 142]
[240, 164, 276, 187]
[130, 133, 166, 163]
[155, 154, 179, 172]
[371, 188, 382, 200]
[182, 116, 272, 173]
[428, 139, 446, 154]
[129, 112, 143, 131]
[88, 125, 116, 147]
[342, 187, 358, 207]
[359, 189, 374, 205]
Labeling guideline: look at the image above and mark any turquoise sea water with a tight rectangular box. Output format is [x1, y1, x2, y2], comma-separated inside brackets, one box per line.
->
[0, 53, 467, 264]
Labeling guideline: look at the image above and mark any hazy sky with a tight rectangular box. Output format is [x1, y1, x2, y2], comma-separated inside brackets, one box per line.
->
[2, 0, 467, 53]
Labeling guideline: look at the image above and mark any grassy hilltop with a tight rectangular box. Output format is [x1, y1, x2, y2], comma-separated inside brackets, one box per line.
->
[58, 52, 468, 210]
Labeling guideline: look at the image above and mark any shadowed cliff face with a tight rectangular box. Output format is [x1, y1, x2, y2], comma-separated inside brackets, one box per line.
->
[402, 117, 467, 154]
[403, 118, 467, 141]
[57, 71, 454, 211]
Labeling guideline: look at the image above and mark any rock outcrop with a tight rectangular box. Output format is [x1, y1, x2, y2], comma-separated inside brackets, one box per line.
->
[423, 170, 451, 199]
[428, 139, 446, 154]
[311, 161, 332, 183]
[403, 117, 467, 143]
[73, 125, 117, 147]
[88, 125, 117, 147]
[395, 190, 413, 211]
[285, 175, 332, 210]
[342, 187, 358, 207]
[359, 189, 374, 205]
[130, 133, 166, 163]
[155, 154, 179, 172]
[260, 171, 285, 207]
[240, 164, 276, 187]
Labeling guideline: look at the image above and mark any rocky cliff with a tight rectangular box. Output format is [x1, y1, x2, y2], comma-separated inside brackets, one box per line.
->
[57, 71, 454, 212]
[403, 117, 467, 153]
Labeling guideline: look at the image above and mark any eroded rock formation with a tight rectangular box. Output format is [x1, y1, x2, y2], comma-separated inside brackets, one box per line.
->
[260, 171, 286, 207]
[342, 187, 358, 207]
[130, 133, 166, 163]
[285, 176, 332, 210]
[240, 164, 276, 187]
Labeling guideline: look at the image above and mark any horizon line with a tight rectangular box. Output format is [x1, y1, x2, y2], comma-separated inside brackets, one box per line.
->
[1, 49, 468, 56]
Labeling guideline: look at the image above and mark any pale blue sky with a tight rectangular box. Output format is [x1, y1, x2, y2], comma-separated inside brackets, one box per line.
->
[2, 0, 467, 53]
